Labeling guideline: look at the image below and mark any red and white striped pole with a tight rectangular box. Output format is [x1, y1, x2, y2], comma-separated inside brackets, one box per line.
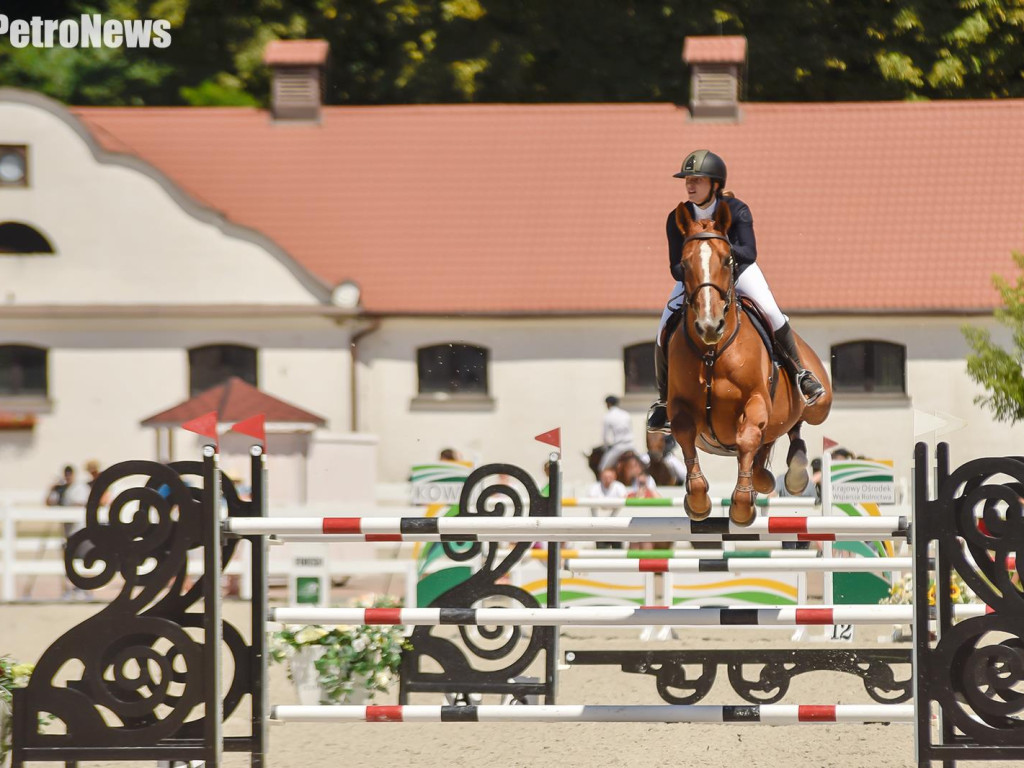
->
[565, 557, 914, 574]
[271, 703, 914, 724]
[269, 604, 988, 627]
[225, 515, 908, 542]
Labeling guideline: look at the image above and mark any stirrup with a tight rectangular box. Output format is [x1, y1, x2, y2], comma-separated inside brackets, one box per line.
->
[646, 401, 671, 434]
[796, 371, 825, 406]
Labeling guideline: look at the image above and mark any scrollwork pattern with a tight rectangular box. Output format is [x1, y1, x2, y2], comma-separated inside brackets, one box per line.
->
[17, 457, 252, 750]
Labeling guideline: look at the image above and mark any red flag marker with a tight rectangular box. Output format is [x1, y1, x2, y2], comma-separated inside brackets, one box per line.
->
[182, 411, 219, 450]
[823, 436, 839, 451]
[230, 413, 266, 444]
[535, 428, 561, 450]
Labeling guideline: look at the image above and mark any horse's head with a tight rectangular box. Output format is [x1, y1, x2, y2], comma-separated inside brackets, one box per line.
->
[676, 202, 735, 346]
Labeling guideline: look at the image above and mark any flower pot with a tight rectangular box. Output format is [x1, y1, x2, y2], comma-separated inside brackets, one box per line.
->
[289, 647, 327, 706]
[289, 647, 373, 705]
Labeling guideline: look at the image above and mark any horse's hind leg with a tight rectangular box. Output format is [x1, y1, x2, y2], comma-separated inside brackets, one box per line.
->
[752, 442, 776, 495]
[783, 423, 810, 495]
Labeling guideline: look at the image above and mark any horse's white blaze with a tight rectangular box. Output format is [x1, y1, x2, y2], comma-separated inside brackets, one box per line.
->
[697, 242, 715, 331]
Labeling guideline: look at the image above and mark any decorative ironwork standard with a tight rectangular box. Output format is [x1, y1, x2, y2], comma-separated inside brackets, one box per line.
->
[399, 460, 561, 704]
[10, 450, 269, 768]
[914, 442, 1024, 766]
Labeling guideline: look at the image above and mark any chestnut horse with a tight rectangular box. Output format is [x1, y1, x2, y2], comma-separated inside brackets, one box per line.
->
[667, 202, 832, 526]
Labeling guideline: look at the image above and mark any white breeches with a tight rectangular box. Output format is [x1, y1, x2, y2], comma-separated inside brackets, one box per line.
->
[657, 263, 787, 345]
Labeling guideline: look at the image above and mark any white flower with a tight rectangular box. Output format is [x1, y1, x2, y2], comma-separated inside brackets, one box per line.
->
[374, 671, 391, 687]
[294, 626, 328, 645]
[351, 637, 367, 653]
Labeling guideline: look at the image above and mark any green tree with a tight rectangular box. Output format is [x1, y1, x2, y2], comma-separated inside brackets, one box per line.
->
[963, 251, 1024, 424]
[2, 0, 1023, 105]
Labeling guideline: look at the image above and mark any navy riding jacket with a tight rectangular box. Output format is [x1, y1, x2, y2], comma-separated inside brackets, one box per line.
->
[666, 196, 757, 283]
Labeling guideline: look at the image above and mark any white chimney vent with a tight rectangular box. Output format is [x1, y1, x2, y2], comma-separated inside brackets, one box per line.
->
[263, 39, 329, 122]
[682, 36, 746, 121]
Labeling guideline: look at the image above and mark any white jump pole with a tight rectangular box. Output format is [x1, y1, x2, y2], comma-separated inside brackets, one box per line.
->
[225, 515, 908, 541]
[269, 604, 987, 627]
[271, 703, 914, 725]
[565, 557, 914, 574]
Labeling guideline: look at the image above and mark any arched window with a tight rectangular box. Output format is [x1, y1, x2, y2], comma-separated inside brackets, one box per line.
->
[830, 341, 906, 394]
[0, 344, 48, 396]
[417, 343, 489, 395]
[0, 222, 54, 254]
[624, 342, 656, 393]
[188, 344, 257, 396]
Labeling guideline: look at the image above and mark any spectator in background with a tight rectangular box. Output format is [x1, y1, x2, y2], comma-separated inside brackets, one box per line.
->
[44, 465, 74, 508]
[622, 454, 658, 497]
[49, 465, 91, 600]
[439, 448, 463, 462]
[600, 395, 637, 472]
[588, 467, 627, 550]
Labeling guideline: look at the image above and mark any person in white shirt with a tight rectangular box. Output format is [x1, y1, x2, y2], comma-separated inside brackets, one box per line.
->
[587, 467, 628, 516]
[599, 395, 637, 472]
[587, 467, 628, 550]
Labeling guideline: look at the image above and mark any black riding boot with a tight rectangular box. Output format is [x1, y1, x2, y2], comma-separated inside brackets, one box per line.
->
[775, 323, 825, 405]
[646, 342, 671, 434]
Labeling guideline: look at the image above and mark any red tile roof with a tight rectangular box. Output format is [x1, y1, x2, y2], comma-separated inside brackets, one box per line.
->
[263, 39, 329, 66]
[683, 36, 747, 64]
[73, 100, 1024, 315]
[140, 377, 326, 426]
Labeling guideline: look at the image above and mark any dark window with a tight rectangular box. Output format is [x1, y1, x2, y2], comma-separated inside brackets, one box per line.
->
[417, 343, 488, 395]
[189, 345, 257, 396]
[831, 341, 906, 394]
[0, 222, 53, 254]
[0, 345, 47, 396]
[0, 146, 28, 188]
[624, 342, 656, 393]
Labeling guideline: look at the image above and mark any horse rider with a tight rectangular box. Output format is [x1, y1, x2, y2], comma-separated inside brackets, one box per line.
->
[600, 395, 637, 471]
[647, 149, 826, 434]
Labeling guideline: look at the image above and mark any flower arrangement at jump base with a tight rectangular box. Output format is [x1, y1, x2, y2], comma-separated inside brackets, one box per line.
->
[880, 572, 976, 606]
[269, 597, 411, 705]
[1, 656, 34, 763]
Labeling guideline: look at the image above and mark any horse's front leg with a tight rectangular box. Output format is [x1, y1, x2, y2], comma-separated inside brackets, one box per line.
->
[670, 408, 711, 521]
[731, 394, 769, 527]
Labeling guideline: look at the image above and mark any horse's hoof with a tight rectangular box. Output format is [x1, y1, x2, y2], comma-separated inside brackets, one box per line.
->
[753, 467, 775, 494]
[786, 438, 808, 467]
[684, 496, 712, 521]
[730, 506, 757, 527]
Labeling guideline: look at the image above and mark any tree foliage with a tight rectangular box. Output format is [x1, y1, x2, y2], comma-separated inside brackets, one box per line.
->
[963, 251, 1024, 424]
[0, 0, 1022, 105]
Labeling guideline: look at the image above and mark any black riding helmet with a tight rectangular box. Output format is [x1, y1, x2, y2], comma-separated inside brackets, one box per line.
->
[673, 149, 727, 187]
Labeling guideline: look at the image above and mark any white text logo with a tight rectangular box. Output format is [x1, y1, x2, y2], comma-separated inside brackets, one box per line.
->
[0, 14, 172, 49]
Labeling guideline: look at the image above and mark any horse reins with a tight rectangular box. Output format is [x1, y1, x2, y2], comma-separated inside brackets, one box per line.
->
[680, 230, 742, 451]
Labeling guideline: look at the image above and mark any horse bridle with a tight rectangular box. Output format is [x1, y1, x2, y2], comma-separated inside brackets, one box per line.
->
[679, 229, 743, 452]
[680, 231, 735, 313]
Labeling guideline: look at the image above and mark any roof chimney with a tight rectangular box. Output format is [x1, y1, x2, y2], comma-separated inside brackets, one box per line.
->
[263, 39, 329, 122]
[682, 36, 746, 121]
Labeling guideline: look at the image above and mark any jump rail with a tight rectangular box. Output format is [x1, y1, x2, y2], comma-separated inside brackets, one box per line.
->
[10, 442, 1024, 768]
[271, 703, 914, 724]
[227, 514, 908, 541]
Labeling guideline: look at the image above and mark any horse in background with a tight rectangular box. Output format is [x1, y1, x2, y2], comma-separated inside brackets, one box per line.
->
[667, 202, 832, 526]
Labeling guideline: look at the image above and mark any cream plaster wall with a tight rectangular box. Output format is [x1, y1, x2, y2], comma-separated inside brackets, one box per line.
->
[0, 96, 321, 305]
[360, 315, 1024, 494]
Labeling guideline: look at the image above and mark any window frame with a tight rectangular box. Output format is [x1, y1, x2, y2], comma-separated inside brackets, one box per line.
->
[830, 339, 907, 398]
[187, 344, 258, 397]
[0, 343, 51, 413]
[411, 342, 495, 411]
[623, 341, 657, 395]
